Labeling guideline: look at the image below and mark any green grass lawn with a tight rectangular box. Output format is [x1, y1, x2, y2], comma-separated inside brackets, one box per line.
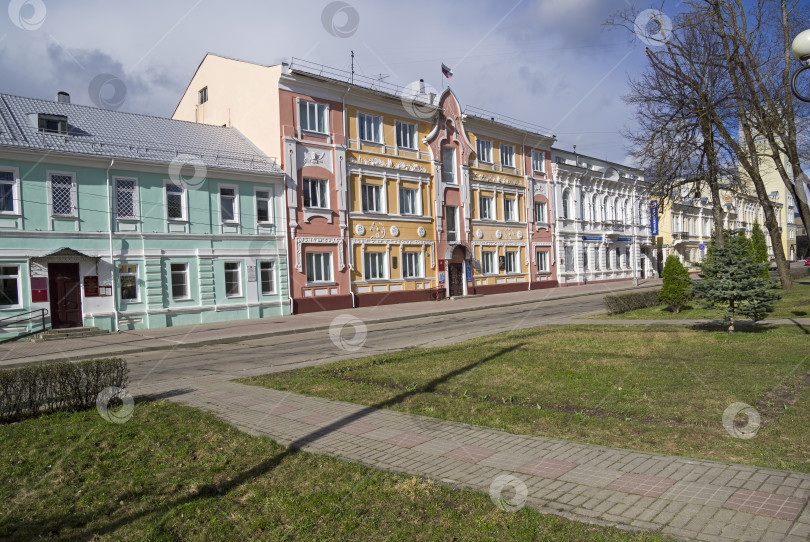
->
[0, 400, 672, 541]
[592, 282, 810, 320]
[241, 325, 810, 473]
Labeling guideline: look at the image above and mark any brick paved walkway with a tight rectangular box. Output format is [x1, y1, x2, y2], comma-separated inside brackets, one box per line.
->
[138, 377, 810, 542]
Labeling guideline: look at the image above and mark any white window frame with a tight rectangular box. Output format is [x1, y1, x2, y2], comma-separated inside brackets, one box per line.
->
[361, 183, 384, 213]
[255, 187, 274, 224]
[306, 251, 333, 283]
[0, 168, 21, 216]
[164, 180, 188, 222]
[531, 150, 546, 174]
[442, 146, 457, 184]
[402, 251, 423, 279]
[535, 201, 547, 224]
[114, 176, 139, 220]
[504, 196, 517, 222]
[303, 178, 328, 209]
[299, 99, 329, 134]
[505, 250, 520, 273]
[218, 184, 239, 224]
[170, 263, 190, 300]
[47, 171, 77, 218]
[363, 251, 387, 280]
[536, 251, 549, 273]
[399, 186, 421, 215]
[482, 250, 496, 275]
[259, 260, 276, 295]
[446, 205, 459, 242]
[477, 139, 493, 164]
[395, 120, 417, 150]
[479, 194, 494, 220]
[0, 265, 22, 308]
[562, 189, 571, 220]
[500, 144, 515, 168]
[358, 112, 383, 144]
[224, 261, 242, 298]
[118, 263, 139, 303]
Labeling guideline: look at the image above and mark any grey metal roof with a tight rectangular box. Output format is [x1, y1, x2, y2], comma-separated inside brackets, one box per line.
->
[0, 93, 282, 175]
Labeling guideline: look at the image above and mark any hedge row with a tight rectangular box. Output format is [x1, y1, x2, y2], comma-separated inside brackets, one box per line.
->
[603, 289, 662, 315]
[0, 358, 128, 422]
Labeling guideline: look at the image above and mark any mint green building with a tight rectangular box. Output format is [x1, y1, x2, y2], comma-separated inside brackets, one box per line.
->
[0, 92, 290, 338]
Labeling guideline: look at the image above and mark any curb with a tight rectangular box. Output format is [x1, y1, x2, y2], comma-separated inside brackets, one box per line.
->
[1, 282, 659, 367]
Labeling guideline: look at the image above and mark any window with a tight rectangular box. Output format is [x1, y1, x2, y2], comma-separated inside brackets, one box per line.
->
[170, 263, 189, 300]
[477, 139, 493, 163]
[0, 171, 17, 214]
[303, 178, 328, 208]
[505, 251, 519, 273]
[615, 247, 621, 267]
[306, 252, 332, 282]
[224, 262, 241, 297]
[361, 183, 383, 213]
[115, 178, 138, 219]
[500, 144, 515, 168]
[220, 187, 237, 223]
[442, 146, 456, 184]
[299, 100, 328, 134]
[625, 247, 630, 266]
[259, 261, 275, 294]
[165, 182, 186, 220]
[561, 189, 570, 220]
[583, 249, 589, 270]
[256, 190, 272, 223]
[38, 114, 67, 134]
[364, 251, 386, 280]
[534, 201, 547, 224]
[395, 121, 416, 149]
[536, 251, 549, 273]
[402, 252, 422, 278]
[446, 205, 458, 242]
[482, 251, 496, 274]
[593, 195, 599, 221]
[531, 150, 546, 174]
[358, 112, 383, 143]
[479, 195, 494, 220]
[0, 266, 20, 306]
[118, 264, 138, 302]
[198, 87, 208, 104]
[604, 248, 610, 268]
[50, 173, 75, 216]
[504, 197, 517, 222]
[564, 246, 574, 272]
[399, 187, 420, 215]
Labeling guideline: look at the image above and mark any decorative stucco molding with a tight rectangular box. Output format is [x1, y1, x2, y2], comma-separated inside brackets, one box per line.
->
[295, 237, 345, 272]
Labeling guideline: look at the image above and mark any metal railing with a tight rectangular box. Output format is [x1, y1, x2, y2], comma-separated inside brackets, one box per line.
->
[0, 308, 49, 344]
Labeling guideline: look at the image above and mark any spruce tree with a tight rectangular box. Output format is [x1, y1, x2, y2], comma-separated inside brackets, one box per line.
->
[692, 231, 780, 333]
[750, 221, 770, 278]
[659, 254, 691, 313]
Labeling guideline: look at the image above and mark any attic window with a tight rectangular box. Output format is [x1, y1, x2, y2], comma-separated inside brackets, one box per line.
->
[198, 87, 208, 104]
[38, 114, 67, 134]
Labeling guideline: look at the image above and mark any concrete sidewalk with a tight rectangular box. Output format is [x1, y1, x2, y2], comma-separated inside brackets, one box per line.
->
[0, 278, 661, 366]
[137, 377, 810, 542]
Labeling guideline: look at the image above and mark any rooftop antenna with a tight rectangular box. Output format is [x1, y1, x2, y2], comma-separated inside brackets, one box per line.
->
[350, 50, 355, 84]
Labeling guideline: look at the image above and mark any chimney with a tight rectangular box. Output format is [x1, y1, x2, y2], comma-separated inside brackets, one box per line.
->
[56, 91, 70, 104]
[419, 79, 425, 94]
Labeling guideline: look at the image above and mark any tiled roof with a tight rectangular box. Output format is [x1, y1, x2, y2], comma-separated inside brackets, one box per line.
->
[0, 93, 282, 175]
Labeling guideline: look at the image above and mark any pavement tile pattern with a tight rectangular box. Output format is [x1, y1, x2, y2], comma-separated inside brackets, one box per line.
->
[135, 378, 810, 542]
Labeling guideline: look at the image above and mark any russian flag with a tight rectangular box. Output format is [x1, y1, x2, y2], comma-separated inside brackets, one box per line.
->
[441, 63, 453, 78]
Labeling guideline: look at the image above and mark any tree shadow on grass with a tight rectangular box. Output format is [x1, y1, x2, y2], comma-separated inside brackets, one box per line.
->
[688, 322, 778, 333]
[0, 344, 524, 540]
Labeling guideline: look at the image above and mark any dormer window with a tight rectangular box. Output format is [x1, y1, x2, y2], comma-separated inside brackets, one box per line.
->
[38, 114, 67, 134]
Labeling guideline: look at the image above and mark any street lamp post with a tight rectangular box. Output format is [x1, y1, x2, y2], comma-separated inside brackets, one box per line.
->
[791, 29, 810, 102]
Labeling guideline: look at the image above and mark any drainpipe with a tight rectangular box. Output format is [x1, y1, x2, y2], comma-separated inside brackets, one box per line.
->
[522, 134, 531, 291]
[341, 87, 357, 308]
[106, 159, 119, 332]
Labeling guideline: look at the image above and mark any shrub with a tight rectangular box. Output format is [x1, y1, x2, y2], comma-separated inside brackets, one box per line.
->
[659, 255, 692, 313]
[604, 289, 661, 314]
[0, 358, 128, 422]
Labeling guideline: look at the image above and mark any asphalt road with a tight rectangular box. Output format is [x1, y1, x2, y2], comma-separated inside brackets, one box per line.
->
[129, 291, 607, 393]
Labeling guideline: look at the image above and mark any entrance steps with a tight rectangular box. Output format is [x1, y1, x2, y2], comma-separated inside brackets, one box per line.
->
[29, 327, 111, 342]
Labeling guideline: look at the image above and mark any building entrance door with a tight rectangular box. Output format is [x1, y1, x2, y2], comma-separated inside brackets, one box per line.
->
[640, 257, 646, 278]
[448, 263, 464, 297]
[48, 263, 83, 328]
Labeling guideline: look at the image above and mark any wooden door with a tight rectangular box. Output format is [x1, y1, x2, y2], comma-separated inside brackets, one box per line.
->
[48, 263, 82, 328]
[448, 263, 464, 297]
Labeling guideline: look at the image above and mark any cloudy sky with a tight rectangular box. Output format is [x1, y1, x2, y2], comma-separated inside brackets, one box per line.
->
[0, 0, 673, 165]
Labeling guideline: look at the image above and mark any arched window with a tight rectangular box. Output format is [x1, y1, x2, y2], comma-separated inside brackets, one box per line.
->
[562, 189, 570, 219]
[600, 197, 606, 223]
[579, 189, 585, 220]
[614, 199, 621, 223]
[592, 194, 598, 222]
